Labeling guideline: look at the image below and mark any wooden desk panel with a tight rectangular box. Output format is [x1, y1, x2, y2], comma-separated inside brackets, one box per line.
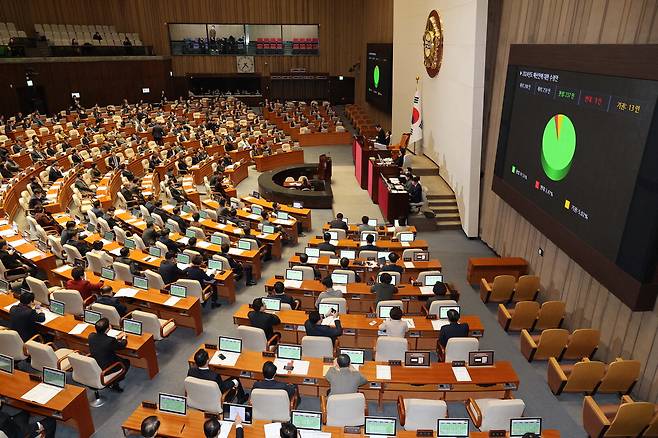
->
[225, 161, 249, 186]
[466, 257, 529, 284]
[307, 237, 428, 256]
[241, 195, 312, 231]
[254, 149, 305, 172]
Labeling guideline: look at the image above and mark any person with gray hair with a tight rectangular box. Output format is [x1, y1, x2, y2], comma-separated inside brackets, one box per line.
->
[325, 353, 367, 395]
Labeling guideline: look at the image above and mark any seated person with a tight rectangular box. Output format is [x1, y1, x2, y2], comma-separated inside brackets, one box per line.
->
[358, 215, 376, 232]
[378, 306, 408, 338]
[247, 297, 280, 340]
[304, 310, 342, 344]
[204, 416, 243, 438]
[279, 423, 298, 438]
[170, 207, 187, 233]
[325, 353, 367, 395]
[371, 272, 397, 304]
[0, 239, 35, 279]
[90, 240, 114, 266]
[142, 220, 158, 246]
[184, 255, 219, 308]
[9, 291, 45, 341]
[32, 206, 57, 229]
[426, 280, 457, 307]
[270, 280, 295, 308]
[317, 232, 336, 253]
[158, 251, 185, 284]
[296, 253, 320, 280]
[0, 400, 57, 438]
[116, 247, 143, 276]
[140, 415, 160, 438]
[408, 176, 422, 204]
[339, 257, 360, 282]
[394, 216, 412, 233]
[360, 233, 378, 252]
[88, 317, 130, 391]
[95, 288, 128, 317]
[189, 212, 203, 230]
[439, 309, 469, 348]
[252, 361, 297, 401]
[60, 221, 78, 245]
[380, 252, 403, 274]
[158, 230, 185, 252]
[315, 276, 343, 308]
[68, 232, 92, 256]
[220, 243, 256, 286]
[66, 266, 109, 300]
[328, 212, 348, 231]
[188, 348, 248, 404]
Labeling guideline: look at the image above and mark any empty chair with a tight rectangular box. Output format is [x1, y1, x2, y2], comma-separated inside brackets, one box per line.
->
[183, 249, 201, 259]
[328, 228, 346, 239]
[301, 336, 334, 358]
[480, 275, 515, 303]
[582, 395, 654, 438]
[520, 328, 569, 362]
[63, 244, 84, 264]
[25, 340, 74, 372]
[594, 358, 641, 395]
[374, 336, 408, 362]
[358, 250, 377, 260]
[416, 271, 443, 286]
[466, 398, 526, 431]
[155, 241, 169, 255]
[318, 297, 347, 314]
[497, 301, 540, 332]
[172, 278, 213, 303]
[211, 233, 230, 246]
[68, 352, 127, 407]
[184, 376, 223, 414]
[547, 357, 605, 395]
[0, 330, 30, 362]
[402, 248, 423, 260]
[561, 328, 600, 361]
[86, 252, 110, 274]
[398, 396, 448, 431]
[113, 262, 133, 283]
[512, 275, 540, 301]
[291, 265, 314, 280]
[323, 393, 366, 427]
[97, 218, 111, 235]
[51, 289, 88, 316]
[188, 226, 205, 239]
[144, 270, 166, 289]
[251, 389, 295, 422]
[89, 302, 121, 327]
[113, 226, 127, 244]
[166, 219, 181, 233]
[26, 276, 59, 305]
[443, 337, 479, 363]
[534, 301, 566, 331]
[128, 310, 176, 341]
[237, 325, 278, 352]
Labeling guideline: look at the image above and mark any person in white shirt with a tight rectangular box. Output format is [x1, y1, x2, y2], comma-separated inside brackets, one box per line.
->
[378, 306, 408, 338]
[90, 240, 114, 266]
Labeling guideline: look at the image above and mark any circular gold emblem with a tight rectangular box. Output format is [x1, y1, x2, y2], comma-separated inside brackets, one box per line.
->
[423, 10, 444, 78]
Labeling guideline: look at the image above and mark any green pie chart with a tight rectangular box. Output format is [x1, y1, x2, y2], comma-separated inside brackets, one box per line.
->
[541, 114, 576, 181]
[373, 65, 380, 88]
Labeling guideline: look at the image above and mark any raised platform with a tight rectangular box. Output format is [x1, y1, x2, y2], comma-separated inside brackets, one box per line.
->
[258, 164, 333, 209]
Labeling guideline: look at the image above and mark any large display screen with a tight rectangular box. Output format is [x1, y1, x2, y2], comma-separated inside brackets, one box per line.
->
[366, 43, 393, 112]
[496, 66, 658, 261]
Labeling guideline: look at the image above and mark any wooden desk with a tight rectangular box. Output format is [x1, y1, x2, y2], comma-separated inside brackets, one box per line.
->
[254, 149, 305, 172]
[353, 137, 392, 190]
[368, 159, 399, 204]
[0, 225, 58, 284]
[307, 237, 428, 256]
[0, 294, 159, 378]
[265, 277, 438, 314]
[378, 175, 409, 223]
[466, 257, 529, 284]
[241, 195, 312, 231]
[322, 223, 418, 237]
[0, 165, 45, 219]
[232, 304, 483, 348]
[225, 160, 249, 186]
[195, 349, 519, 402]
[0, 369, 95, 438]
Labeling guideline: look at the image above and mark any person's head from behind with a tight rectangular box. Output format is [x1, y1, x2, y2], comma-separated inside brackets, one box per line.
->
[72, 266, 85, 281]
[397, 216, 407, 227]
[336, 353, 351, 368]
[19, 291, 35, 306]
[95, 317, 110, 334]
[336, 212, 343, 221]
[194, 348, 210, 367]
[339, 257, 350, 269]
[390, 306, 403, 321]
[119, 247, 130, 258]
[92, 240, 104, 251]
[365, 234, 375, 245]
[274, 281, 285, 296]
[188, 236, 197, 247]
[433, 281, 447, 296]
[388, 252, 399, 264]
[203, 417, 222, 438]
[299, 253, 308, 263]
[447, 309, 460, 323]
[252, 297, 264, 312]
[165, 251, 176, 261]
[361, 215, 369, 225]
[321, 276, 333, 289]
[323, 232, 331, 243]
[192, 212, 200, 222]
[280, 422, 298, 438]
[66, 220, 76, 230]
[262, 360, 277, 379]
[192, 254, 203, 266]
[379, 272, 392, 285]
[308, 310, 321, 325]
[140, 415, 160, 438]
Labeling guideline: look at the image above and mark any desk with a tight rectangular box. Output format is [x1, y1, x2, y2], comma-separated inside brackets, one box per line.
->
[307, 237, 428, 256]
[378, 175, 409, 223]
[225, 160, 249, 186]
[0, 370, 95, 438]
[0, 165, 45, 219]
[0, 294, 160, 378]
[241, 195, 312, 231]
[322, 223, 418, 238]
[354, 137, 391, 190]
[466, 257, 529, 284]
[368, 159, 399, 204]
[195, 349, 519, 402]
[0, 225, 58, 284]
[232, 304, 483, 348]
[254, 149, 305, 172]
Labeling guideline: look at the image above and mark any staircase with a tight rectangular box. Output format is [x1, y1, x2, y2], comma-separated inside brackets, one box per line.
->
[427, 194, 462, 230]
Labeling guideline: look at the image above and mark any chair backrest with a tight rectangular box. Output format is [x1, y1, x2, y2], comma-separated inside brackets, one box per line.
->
[301, 336, 333, 358]
[328, 228, 346, 240]
[237, 325, 267, 351]
[139, 205, 151, 220]
[68, 352, 104, 389]
[174, 279, 204, 301]
[514, 275, 540, 301]
[376, 300, 404, 315]
[189, 226, 205, 239]
[563, 329, 600, 360]
[427, 299, 458, 316]
[63, 244, 83, 264]
[184, 376, 222, 413]
[51, 289, 84, 316]
[534, 301, 566, 330]
[131, 310, 163, 340]
[326, 393, 366, 427]
[319, 297, 347, 314]
[212, 233, 230, 246]
[564, 360, 606, 393]
[508, 301, 540, 331]
[111, 262, 132, 284]
[85, 252, 106, 274]
[113, 226, 127, 244]
[607, 402, 655, 437]
[358, 250, 377, 260]
[26, 276, 50, 305]
[490, 275, 515, 301]
[402, 398, 448, 431]
[0, 330, 28, 361]
[292, 265, 315, 280]
[132, 234, 146, 250]
[155, 241, 169, 254]
[535, 329, 570, 360]
[402, 248, 422, 260]
[444, 337, 479, 362]
[479, 399, 526, 431]
[89, 302, 121, 326]
[25, 341, 58, 372]
[416, 271, 443, 285]
[333, 269, 356, 283]
[597, 359, 641, 394]
[144, 270, 165, 290]
[183, 249, 201, 258]
[97, 218, 111, 235]
[166, 219, 181, 233]
[251, 389, 291, 421]
[375, 337, 408, 362]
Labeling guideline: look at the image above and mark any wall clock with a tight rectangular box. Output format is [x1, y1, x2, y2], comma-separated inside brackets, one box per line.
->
[423, 10, 444, 78]
[236, 56, 255, 73]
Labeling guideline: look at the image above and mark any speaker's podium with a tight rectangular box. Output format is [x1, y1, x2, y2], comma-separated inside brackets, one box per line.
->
[353, 135, 391, 189]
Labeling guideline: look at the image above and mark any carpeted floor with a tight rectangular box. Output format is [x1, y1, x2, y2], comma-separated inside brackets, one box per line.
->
[7, 144, 608, 437]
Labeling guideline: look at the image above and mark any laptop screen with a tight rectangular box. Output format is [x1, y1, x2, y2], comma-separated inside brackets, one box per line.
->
[182, 204, 192, 213]
[262, 297, 281, 311]
[170, 284, 187, 298]
[340, 249, 356, 260]
[510, 418, 542, 437]
[103, 231, 115, 241]
[367, 219, 378, 227]
[251, 205, 262, 215]
[276, 211, 289, 220]
[364, 417, 396, 437]
[176, 253, 190, 264]
[277, 344, 302, 360]
[122, 319, 143, 335]
[318, 303, 339, 316]
[292, 411, 322, 431]
[124, 238, 136, 249]
[331, 272, 348, 285]
[210, 235, 223, 245]
[101, 266, 115, 281]
[49, 299, 65, 316]
[148, 246, 161, 257]
[84, 309, 101, 324]
[292, 202, 303, 209]
[439, 305, 460, 320]
[377, 251, 391, 261]
[0, 354, 13, 374]
[399, 232, 414, 242]
[328, 231, 338, 241]
[262, 224, 275, 234]
[159, 393, 187, 415]
[0, 279, 9, 292]
[199, 211, 208, 219]
[438, 419, 469, 437]
[404, 351, 431, 367]
[43, 367, 65, 388]
[305, 247, 320, 258]
[222, 403, 252, 424]
[185, 229, 196, 238]
[469, 351, 495, 367]
[339, 348, 365, 365]
[424, 274, 443, 287]
[286, 269, 303, 281]
[219, 336, 242, 353]
[87, 223, 95, 232]
[133, 276, 149, 290]
[237, 240, 251, 250]
[208, 259, 223, 270]
[378, 305, 394, 319]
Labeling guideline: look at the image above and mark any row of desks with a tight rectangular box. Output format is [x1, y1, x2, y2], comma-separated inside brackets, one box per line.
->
[307, 237, 429, 255]
[254, 149, 305, 172]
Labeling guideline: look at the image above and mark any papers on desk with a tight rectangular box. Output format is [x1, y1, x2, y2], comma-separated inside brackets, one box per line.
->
[0, 219, 8, 226]
[276, 219, 294, 226]
[163, 296, 181, 307]
[107, 329, 122, 338]
[307, 257, 318, 264]
[452, 366, 472, 382]
[431, 319, 450, 331]
[376, 365, 391, 380]
[210, 351, 240, 367]
[328, 258, 340, 266]
[177, 263, 190, 271]
[228, 248, 245, 256]
[329, 240, 339, 246]
[38, 309, 60, 325]
[216, 223, 227, 230]
[114, 209, 127, 215]
[322, 315, 339, 326]
[274, 358, 290, 375]
[133, 221, 146, 227]
[264, 422, 282, 438]
[0, 229, 16, 237]
[216, 421, 234, 438]
[3, 301, 17, 312]
[100, 239, 112, 245]
[22, 250, 44, 260]
[404, 261, 415, 269]
[248, 214, 260, 220]
[53, 265, 72, 274]
[8, 238, 27, 247]
[419, 286, 435, 295]
[401, 242, 411, 247]
[300, 431, 332, 438]
[68, 322, 90, 335]
[290, 360, 310, 375]
[109, 247, 123, 256]
[402, 318, 415, 329]
[114, 288, 139, 298]
[176, 237, 189, 245]
[334, 285, 347, 293]
[143, 256, 159, 263]
[21, 383, 63, 405]
[197, 241, 212, 249]
[283, 280, 303, 289]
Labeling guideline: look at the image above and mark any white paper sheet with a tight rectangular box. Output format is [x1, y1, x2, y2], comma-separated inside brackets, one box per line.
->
[248, 214, 260, 220]
[419, 286, 435, 295]
[274, 358, 291, 375]
[100, 239, 111, 245]
[452, 367, 472, 382]
[307, 257, 319, 264]
[333, 285, 347, 293]
[68, 322, 90, 335]
[53, 265, 72, 274]
[176, 263, 190, 271]
[328, 258, 340, 266]
[321, 315, 338, 326]
[114, 288, 139, 298]
[217, 421, 234, 438]
[162, 296, 180, 307]
[402, 318, 415, 329]
[210, 351, 240, 367]
[37, 309, 60, 325]
[22, 250, 44, 260]
[401, 242, 410, 247]
[21, 383, 63, 405]
[264, 422, 282, 438]
[283, 280, 303, 289]
[0, 229, 16, 237]
[8, 238, 27, 247]
[109, 247, 123, 256]
[107, 329, 122, 338]
[228, 248, 244, 256]
[176, 237, 190, 245]
[376, 365, 391, 380]
[197, 241, 212, 249]
[290, 360, 310, 375]
[404, 261, 414, 269]
[299, 431, 331, 438]
[431, 319, 450, 331]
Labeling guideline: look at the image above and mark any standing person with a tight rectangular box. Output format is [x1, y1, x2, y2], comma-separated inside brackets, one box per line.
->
[152, 123, 165, 146]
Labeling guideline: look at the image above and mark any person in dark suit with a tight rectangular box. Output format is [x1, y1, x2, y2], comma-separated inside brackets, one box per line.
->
[360, 233, 378, 252]
[170, 207, 187, 234]
[358, 215, 376, 232]
[0, 401, 57, 438]
[380, 252, 404, 274]
[158, 251, 185, 284]
[107, 155, 120, 169]
[270, 281, 295, 308]
[116, 247, 142, 276]
[158, 230, 184, 252]
[317, 232, 336, 253]
[304, 310, 342, 344]
[279, 422, 298, 438]
[88, 318, 129, 391]
[90, 200, 104, 219]
[0, 239, 33, 279]
[60, 221, 78, 245]
[184, 255, 219, 308]
[188, 349, 248, 404]
[408, 176, 422, 204]
[439, 309, 469, 348]
[247, 298, 280, 340]
[220, 243, 256, 286]
[142, 220, 158, 246]
[370, 272, 397, 304]
[204, 416, 243, 438]
[9, 292, 45, 341]
[296, 253, 320, 280]
[338, 257, 361, 282]
[152, 124, 165, 145]
[95, 288, 127, 317]
[375, 125, 388, 145]
[252, 361, 297, 401]
[328, 213, 348, 231]
[426, 280, 458, 308]
[140, 416, 160, 438]
[169, 183, 189, 203]
[47, 163, 63, 182]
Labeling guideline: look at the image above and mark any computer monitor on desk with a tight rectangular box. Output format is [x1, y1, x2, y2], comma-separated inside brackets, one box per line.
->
[340, 249, 356, 260]
[437, 418, 469, 437]
[277, 344, 302, 361]
[158, 393, 187, 416]
[339, 348, 365, 365]
[305, 247, 320, 258]
[364, 417, 396, 437]
[439, 305, 460, 320]
[510, 418, 542, 437]
[0, 354, 13, 374]
[424, 274, 443, 287]
[219, 336, 242, 353]
[331, 272, 348, 285]
[286, 269, 303, 281]
[292, 411, 322, 431]
[262, 297, 281, 311]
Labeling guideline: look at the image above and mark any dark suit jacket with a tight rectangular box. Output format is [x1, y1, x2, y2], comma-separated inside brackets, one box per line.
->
[142, 227, 157, 246]
[371, 283, 397, 304]
[304, 319, 343, 343]
[247, 310, 280, 340]
[328, 219, 348, 230]
[360, 244, 378, 252]
[88, 332, 128, 369]
[252, 378, 296, 399]
[380, 264, 404, 274]
[171, 215, 187, 233]
[439, 322, 470, 348]
[48, 167, 63, 182]
[9, 304, 45, 341]
[409, 183, 422, 203]
[95, 295, 127, 317]
[317, 242, 336, 253]
[274, 293, 295, 307]
[187, 366, 225, 387]
[184, 265, 214, 286]
[152, 125, 165, 139]
[158, 235, 182, 252]
[159, 260, 184, 284]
